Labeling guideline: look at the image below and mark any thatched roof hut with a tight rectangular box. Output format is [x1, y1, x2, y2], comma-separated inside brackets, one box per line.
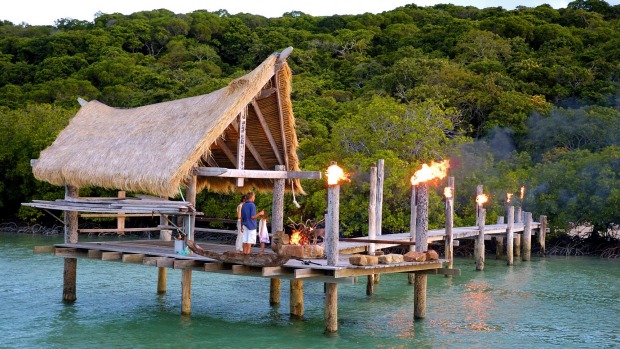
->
[33, 48, 303, 198]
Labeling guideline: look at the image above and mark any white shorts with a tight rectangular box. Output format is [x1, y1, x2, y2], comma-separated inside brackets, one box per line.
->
[242, 225, 257, 244]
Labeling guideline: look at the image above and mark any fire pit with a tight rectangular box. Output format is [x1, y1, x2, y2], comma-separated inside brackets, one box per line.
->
[272, 219, 325, 259]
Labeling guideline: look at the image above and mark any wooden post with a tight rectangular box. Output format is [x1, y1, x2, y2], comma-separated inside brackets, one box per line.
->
[514, 207, 521, 257]
[270, 279, 281, 306]
[290, 280, 304, 318]
[158, 225, 171, 294]
[236, 108, 247, 187]
[63, 185, 79, 302]
[181, 269, 192, 315]
[522, 212, 532, 261]
[368, 163, 377, 256]
[539, 215, 547, 256]
[326, 169, 340, 267]
[270, 165, 286, 306]
[367, 164, 377, 294]
[506, 206, 515, 266]
[186, 175, 197, 241]
[324, 283, 338, 333]
[375, 159, 384, 236]
[476, 208, 486, 271]
[474, 185, 483, 262]
[496, 216, 504, 259]
[414, 183, 428, 319]
[117, 191, 126, 235]
[408, 184, 417, 284]
[445, 177, 454, 277]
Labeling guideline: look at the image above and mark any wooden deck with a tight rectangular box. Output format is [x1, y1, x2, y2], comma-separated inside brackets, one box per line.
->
[339, 222, 540, 254]
[48, 240, 449, 284]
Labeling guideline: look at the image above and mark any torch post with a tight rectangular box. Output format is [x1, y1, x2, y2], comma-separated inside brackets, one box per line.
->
[522, 212, 532, 261]
[506, 206, 515, 266]
[367, 163, 377, 295]
[414, 183, 429, 319]
[408, 184, 417, 285]
[476, 207, 486, 271]
[444, 177, 454, 276]
[324, 161, 343, 333]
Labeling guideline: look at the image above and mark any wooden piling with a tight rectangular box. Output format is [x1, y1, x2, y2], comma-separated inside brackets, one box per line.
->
[271, 165, 286, 305]
[506, 206, 515, 266]
[476, 208, 486, 271]
[367, 164, 378, 294]
[522, 212, 532, 261]
[539, 215, 547, 256]
[157, 226, 171, 294]
[366, 275, 375, 295]
[270, 279, 281, 306]
[496, 216, 504, 259]
[290, 280, 304, 318]
[186, 175, 197, 240]
[63, 185, 79, 302]
[445, 177, 454, 277]
[414, 183, 428, 319]
[181, 269, 192, 315]
[408, 184, 417, 285]
[324, 283, 338, 333]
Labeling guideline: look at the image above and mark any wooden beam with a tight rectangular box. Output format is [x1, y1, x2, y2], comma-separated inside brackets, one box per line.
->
[80, 213, 158, 218]
[262, 266, 291, 277]
[174, 259, 203, 270]
[204, 262, 226, 271]
[194, 167, 321, 179]
[205, 156, 218, 167]
[78, 227, 165, 233]
[54, 247, 88, 258]
[215, 138, 237, 167]
[251, 99, 283, 165]
[232, 265, 256, 274]
[256, 87, 276, 100]
[340, 238, 417, 245]
[143, 256, 169, 267]
[87, 250, 102, 259]
[156, 258, 175, 268]
[101, 251, 122, 261]
[33, 245, 54, 253]
[416, 268, 461, 276]
[122, 253, 145, 264]
[333, 262, 443, 278]
[277, 46, 293, 63]
[231, 120, 269, 171]
[294, 268, 325, 278]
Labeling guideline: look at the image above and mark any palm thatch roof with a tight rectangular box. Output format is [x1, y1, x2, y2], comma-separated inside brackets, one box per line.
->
[33, 48, 303, 198]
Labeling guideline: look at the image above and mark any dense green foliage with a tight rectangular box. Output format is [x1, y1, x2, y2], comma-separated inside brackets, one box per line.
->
[1, 1, 619, 237]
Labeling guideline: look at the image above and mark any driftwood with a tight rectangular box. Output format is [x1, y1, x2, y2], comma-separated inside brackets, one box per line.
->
[186, 240, 290, 267]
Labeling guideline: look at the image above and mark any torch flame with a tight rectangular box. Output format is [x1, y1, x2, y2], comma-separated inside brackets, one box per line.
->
[410, 160, 450, 186]
[520, 186, 525, 199]
[476, 194, 489, 206]
[326, 163, 348, 186]
[444, 187, 453, 199]
[506, 193, 513, 203]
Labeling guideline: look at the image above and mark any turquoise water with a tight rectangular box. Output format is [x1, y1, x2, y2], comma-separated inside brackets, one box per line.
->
[0, 232, 618, 349]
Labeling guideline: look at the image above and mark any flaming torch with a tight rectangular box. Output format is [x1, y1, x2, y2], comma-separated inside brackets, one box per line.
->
[325, 161, 348, 266]
[475, 192, 488, 271]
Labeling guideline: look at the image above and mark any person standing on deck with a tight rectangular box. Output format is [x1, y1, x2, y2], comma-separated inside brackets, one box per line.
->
[241, 192, 264, 255]
[235, 194, 246, 254]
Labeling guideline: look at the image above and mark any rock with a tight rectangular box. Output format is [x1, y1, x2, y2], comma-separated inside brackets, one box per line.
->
[349, 254, 368, 266]
[425, 250, 439, 260]
[403, 251, 426, 262]
[388, 254, 404, 263]
[378, 255, 393, 264]
[270, 231, 288, 253]
[365, 255, 379, 265]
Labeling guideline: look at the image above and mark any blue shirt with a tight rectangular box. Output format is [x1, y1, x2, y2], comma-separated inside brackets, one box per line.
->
[241, 201, 257, 230]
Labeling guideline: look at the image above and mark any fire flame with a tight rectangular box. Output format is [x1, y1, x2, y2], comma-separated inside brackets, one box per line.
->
[410, 160, 450, 186]
[520, 186, 525, 199]
[326, 163, 348, 186]
[289, 229, 309, 245]
[476, 194, 489, 206]
[444, 187, 453, 199]
[506, 193, 513, 203]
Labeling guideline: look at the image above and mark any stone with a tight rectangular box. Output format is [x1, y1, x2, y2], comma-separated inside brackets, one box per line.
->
[388, 254, 404, 263]
[425, 250, 439, 260]
[403, 251, 426, 262]
[365, 255, 379, 265]
[270, 231, 288, 253]
[349, 254, 368, 266]
[378, 255, 393, 264]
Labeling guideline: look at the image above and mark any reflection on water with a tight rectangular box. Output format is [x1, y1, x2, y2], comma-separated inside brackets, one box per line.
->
[1, 232, 619, 349]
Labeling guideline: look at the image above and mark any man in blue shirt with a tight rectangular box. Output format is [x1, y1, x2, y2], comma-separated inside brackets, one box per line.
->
[241, 192, 264, 254]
